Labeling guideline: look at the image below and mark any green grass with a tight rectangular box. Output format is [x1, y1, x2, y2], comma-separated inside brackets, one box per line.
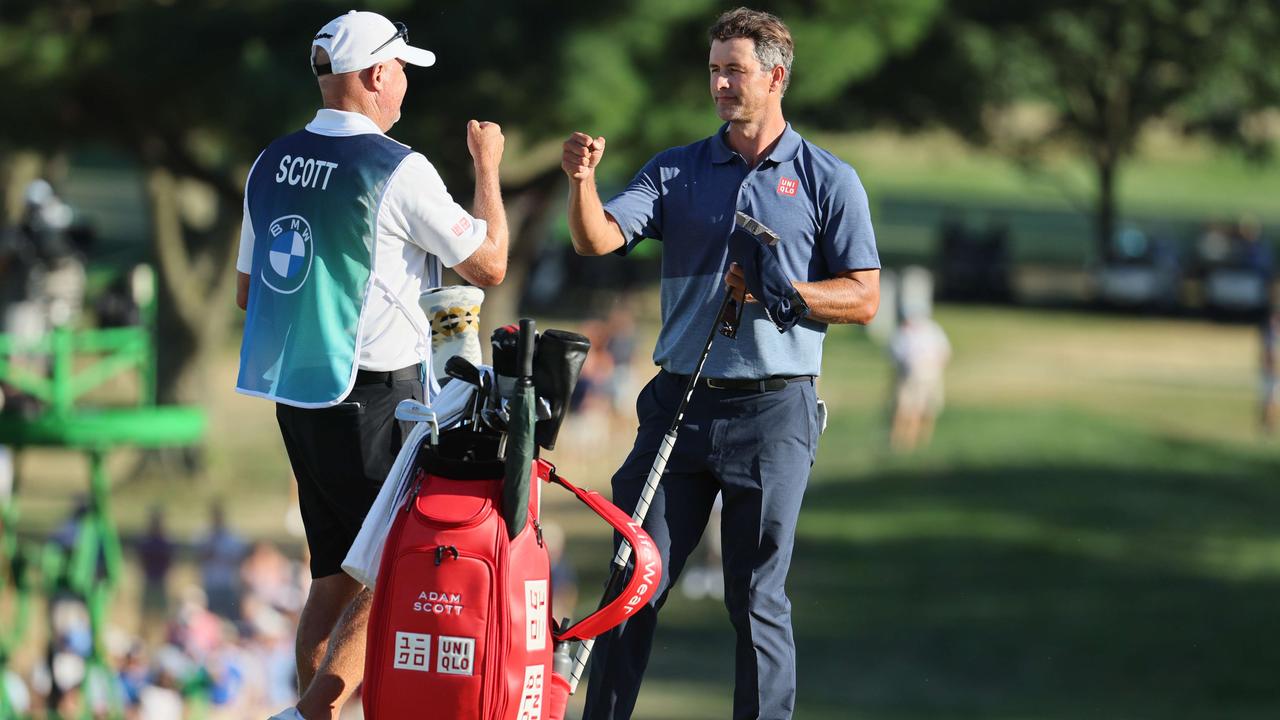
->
[560, 306, 1280, 719]
[10, 305, 1280, 718]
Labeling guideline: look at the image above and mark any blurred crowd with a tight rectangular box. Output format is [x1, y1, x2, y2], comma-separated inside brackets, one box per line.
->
[553, 299, 642, 472]
[4, 501, 308, 719]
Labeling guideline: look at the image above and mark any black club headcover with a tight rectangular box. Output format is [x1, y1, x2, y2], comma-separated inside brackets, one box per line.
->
[728, 224, 810, 333]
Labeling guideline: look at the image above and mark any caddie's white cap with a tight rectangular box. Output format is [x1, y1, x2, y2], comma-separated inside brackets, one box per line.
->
[311, 10, 436, 76]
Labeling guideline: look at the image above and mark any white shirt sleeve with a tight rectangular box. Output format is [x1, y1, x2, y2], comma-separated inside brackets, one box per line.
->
[380, 152, 487, 268]
[235, 193, 254, 274]
[235, 150, 266, 275]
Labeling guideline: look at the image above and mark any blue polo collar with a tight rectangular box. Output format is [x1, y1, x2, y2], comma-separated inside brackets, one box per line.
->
[710, 122, 802, 165]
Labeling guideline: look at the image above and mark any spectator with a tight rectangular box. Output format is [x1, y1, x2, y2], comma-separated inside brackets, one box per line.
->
[679, 493, 724, 601]
[137, 506, 174, 628]
[888, 314, 952, 452]
[604, 299, 639, 416]
[540, 521, 578, 624]
[198, 501, 246, 620]
[569, 319, 615, 416]
[1261, 309, 1279, 434]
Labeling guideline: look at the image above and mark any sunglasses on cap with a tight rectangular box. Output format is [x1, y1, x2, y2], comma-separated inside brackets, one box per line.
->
[370, 21, 409, 56]
[312, 21, 408, 76]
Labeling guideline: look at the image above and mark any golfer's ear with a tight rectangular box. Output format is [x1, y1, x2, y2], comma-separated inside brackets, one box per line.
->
[770, 65, 786, 93]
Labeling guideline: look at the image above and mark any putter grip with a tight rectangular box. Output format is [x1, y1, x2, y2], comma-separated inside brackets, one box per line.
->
[518, 318, 536, 379]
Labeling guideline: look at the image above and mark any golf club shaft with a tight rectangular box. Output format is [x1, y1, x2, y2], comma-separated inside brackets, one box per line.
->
[568, 286, 735, 693]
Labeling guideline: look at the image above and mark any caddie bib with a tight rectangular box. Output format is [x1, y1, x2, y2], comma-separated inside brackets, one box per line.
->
[236, 130, 414, 407]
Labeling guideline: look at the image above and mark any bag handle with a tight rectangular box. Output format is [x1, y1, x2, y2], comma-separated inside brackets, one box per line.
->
[544, 468, 662, 642]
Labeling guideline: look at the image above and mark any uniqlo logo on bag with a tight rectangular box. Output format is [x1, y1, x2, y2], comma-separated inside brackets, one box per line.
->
[437, 636, 475, 676]
[393, 632, 431, 672]
[517, 665, 545, 720]
[777, 177, 798, 196]
[525, 580, 548, 651]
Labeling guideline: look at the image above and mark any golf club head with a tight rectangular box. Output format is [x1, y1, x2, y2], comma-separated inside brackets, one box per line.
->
[395, 400, 440, 444]
[734, 211, 781, 246]
[395, 399, 437, 424]
[481, 407, 508, 432]
[445, 355, 483, 387]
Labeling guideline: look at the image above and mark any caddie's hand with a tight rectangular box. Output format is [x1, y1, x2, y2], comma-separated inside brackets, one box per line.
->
[467, 120, 505, 172]
[725, 263, 756, 304]
[562, 132, 606, 181]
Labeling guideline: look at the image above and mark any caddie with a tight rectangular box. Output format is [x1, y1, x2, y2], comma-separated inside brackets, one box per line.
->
[233, 10, 508, 720]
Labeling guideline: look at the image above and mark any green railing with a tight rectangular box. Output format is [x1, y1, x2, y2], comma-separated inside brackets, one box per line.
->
[0, 266, 207, 720]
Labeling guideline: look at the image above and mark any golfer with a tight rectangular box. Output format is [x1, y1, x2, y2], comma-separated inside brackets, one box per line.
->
[562, 8, 880, 719]
[233, 11, 508, 720]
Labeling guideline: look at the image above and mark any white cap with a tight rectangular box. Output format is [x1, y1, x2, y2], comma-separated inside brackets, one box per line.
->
[311, 10, 436, 75]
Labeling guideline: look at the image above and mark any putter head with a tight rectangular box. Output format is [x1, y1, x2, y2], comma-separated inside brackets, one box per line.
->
[734, 211, 780, 247]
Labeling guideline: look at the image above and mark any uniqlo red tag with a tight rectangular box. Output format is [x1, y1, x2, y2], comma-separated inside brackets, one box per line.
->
[776, 177, 798, 196]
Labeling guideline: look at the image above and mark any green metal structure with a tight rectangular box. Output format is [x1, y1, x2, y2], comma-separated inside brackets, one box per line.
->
[0, 267, 206, 719]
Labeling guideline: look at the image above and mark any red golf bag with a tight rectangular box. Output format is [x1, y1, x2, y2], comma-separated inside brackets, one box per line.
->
[363, 436, 661, 720]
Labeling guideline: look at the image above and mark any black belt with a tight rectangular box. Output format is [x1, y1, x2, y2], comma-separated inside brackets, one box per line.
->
[354, 365, 421, 386]
[663, 370, 813, 393]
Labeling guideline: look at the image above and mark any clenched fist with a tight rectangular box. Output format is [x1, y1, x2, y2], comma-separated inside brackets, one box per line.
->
[467, 120, 504, 173]
[562, 132, 606, 181]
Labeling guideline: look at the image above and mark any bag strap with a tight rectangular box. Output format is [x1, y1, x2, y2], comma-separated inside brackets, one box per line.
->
[544, 468, 662, 642]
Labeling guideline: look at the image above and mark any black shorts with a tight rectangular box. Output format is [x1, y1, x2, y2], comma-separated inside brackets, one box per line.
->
[276, 367, 423, 578]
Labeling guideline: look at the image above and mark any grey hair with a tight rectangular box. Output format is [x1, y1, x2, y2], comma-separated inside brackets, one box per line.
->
[709, 7, 795, 94]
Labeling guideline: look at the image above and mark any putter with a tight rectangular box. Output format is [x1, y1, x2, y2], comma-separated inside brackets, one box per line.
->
[721, 211, 783, 338]
[567, 254, 742, 693]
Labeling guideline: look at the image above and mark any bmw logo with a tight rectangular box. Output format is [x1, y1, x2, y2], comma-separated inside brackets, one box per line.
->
[261, 214, 314, 294]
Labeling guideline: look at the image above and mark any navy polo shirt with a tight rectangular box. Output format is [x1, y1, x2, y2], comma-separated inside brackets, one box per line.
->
[604, 123, 879, 378]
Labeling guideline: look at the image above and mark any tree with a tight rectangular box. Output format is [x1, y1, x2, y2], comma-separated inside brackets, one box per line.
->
[0, 0, 945, 408]
[850, 0, 1280, 259]
[0, 0, 596, 403]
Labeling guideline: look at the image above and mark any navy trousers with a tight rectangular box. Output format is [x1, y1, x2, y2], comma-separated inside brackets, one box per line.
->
[582, 370, 820, 720]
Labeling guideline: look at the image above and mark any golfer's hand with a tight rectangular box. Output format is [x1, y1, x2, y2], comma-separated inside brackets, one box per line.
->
[562, 132, 606, 181]
[725, 263, 756, 304]
[467, 120, 505, 174]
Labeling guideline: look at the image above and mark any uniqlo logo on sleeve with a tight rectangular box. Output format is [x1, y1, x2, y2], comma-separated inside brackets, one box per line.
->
[777, 177, 798, 196]
[393, 632, 431, 672]
[525, 580, 548, 651]
[517, 665, 545, 720]
[451, 216, 472, 236]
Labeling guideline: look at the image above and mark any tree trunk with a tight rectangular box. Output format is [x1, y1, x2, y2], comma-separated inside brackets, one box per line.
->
[1095, 154, 1117, 264]
[144, 168, 240, 407]
[0, 151, 44, 224]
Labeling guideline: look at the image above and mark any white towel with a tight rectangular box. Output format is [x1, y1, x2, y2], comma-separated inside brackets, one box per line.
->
[340, 368, 491, 588]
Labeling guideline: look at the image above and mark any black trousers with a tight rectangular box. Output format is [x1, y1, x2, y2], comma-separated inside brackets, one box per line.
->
[276, 370, 423, 578]
[583, 370, 819, 720]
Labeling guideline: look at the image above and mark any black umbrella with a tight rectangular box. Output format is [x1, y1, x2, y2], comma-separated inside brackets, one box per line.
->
[502, 318, 537, 539]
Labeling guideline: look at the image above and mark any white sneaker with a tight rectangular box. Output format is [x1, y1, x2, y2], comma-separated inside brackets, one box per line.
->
[268, 708, 306, 720]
